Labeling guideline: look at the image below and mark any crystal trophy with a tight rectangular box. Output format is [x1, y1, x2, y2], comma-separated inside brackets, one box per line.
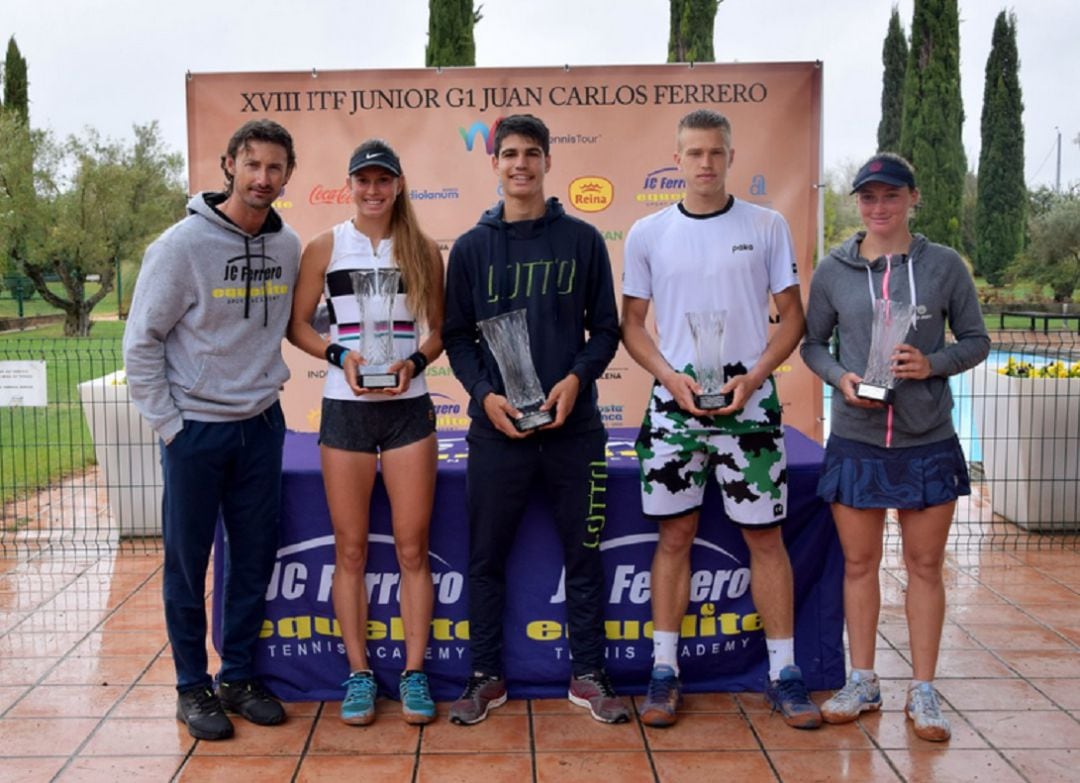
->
[856, 299, 918, 404]
[349, 268, 401, 389]
[477, 308, 554, 432]
[686, 310, 732, 409]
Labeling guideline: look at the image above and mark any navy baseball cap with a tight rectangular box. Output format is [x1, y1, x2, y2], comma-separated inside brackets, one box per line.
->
[348, 140, 402, 177]
[851, 155, 916, 193]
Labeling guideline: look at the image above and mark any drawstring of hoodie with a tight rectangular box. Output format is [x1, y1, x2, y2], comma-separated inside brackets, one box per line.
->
[243, 236, 252, 321]
[261, 235, 269, 327]
[241, 235, 271, 327]
[865, 253, 918, 447]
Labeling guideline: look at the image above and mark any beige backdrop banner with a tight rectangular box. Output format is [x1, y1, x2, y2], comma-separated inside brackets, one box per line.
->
[186, 63, 824, 441]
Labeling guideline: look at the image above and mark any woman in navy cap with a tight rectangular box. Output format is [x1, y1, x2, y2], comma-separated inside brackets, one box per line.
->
[801, 152, 989, 741]
[288, 138, 444, 726]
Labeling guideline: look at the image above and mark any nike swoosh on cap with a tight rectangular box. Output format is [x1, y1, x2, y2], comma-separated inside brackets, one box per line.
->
[365, 152, 382, 159]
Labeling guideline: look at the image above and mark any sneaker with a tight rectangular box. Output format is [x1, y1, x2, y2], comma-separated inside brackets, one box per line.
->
[449, 672, 507, 725]
[399, 670, 436, 725]
[906, 682, 951, 742]
[821, 671, 882, 724]
[639, 664, 682, 728]
[177, 686, 234, 740]
[341, 670, 378, 726]
[568, 670, 630, 724]
[217, 679, 285, 726]
[764, 665, 822, 729]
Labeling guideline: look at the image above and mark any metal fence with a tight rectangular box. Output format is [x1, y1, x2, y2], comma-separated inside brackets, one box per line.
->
[0, 337, 163, 555]
[927, 329, 1080, 551]
[1, 332, 1078, 556]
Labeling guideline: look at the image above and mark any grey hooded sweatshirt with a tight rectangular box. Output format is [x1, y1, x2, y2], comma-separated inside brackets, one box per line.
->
[123, 192, 301, 441]
[801, 232, 990, 448]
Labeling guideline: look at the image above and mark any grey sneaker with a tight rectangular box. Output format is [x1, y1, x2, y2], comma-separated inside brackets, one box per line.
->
[906, 682, 951, 741]
[449, 672, 507, 726]
[568, 671, 630, 724]
[821, 671, 882, 724]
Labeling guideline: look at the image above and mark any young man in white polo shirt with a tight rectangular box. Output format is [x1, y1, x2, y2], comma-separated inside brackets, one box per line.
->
[621, 109, 820, 730]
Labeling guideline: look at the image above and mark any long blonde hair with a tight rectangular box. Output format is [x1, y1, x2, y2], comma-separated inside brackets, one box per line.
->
[389, 178, 437, 324]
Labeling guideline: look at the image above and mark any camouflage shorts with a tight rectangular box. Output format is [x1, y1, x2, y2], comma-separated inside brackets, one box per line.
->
[634, 379, 787, 525]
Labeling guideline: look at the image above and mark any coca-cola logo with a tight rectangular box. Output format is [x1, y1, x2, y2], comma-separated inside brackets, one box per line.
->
[308, 185, 352, 206]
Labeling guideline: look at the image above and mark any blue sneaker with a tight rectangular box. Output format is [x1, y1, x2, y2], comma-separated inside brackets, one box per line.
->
[764, 664, 822, 729]
[639, 664, 682, 727]
[821, 670, 882, 724]
[399, 670, 436, 725]
[341, 670, 378, 726]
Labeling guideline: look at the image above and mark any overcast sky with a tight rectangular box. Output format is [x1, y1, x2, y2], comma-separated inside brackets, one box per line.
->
[3, 0, 1076, 189]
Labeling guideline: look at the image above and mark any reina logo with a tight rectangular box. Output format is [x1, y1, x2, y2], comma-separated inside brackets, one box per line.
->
[568, 176, 614, 213]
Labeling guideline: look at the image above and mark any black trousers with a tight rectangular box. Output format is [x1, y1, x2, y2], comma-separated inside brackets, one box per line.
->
[161, 403, 285, 691]
[465, 425, 608, 678]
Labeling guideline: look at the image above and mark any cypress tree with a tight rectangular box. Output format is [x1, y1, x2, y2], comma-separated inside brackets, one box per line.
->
[899, 0, 967, 249]
[975, 11, 1025, 286]
[3, 36, 29, 120]
[426, 0, 479, 67]
[877, 7, 907, 152]
[668, 0, 718, 63]
[1, 36, 31, 285]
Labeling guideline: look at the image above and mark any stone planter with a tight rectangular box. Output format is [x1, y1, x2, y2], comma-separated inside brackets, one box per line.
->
[77, 371, 163, 537]
[970, 368, 1080, 531]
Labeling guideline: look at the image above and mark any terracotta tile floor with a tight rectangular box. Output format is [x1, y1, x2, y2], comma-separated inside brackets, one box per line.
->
[2, 542, 1079, 782]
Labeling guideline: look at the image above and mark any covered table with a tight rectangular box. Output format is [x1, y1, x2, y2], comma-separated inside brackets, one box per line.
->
[214, 426, 843, 701]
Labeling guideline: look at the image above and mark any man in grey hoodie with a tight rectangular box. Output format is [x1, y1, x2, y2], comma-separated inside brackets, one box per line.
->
[123, 119, 301, 741]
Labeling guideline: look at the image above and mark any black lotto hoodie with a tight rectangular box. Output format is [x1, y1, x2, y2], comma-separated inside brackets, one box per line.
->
[444, 197, 619, 436]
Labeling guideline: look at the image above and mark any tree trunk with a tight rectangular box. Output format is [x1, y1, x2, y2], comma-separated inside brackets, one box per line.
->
[63, 303, 93, 337]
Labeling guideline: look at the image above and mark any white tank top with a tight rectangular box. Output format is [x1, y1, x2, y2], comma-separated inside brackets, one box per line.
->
[322, 220, 427, 402]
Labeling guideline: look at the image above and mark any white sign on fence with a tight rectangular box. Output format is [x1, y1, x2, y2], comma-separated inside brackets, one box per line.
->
[0, 360, 47, 407]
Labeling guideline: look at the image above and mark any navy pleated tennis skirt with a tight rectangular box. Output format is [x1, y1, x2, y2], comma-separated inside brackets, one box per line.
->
[817, 433, 971, 510]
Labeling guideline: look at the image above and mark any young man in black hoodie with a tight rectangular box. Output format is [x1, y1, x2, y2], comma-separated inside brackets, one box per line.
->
[443, 114, 628, 725]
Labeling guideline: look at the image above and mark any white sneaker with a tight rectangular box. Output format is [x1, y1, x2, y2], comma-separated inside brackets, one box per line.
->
[906, 682, 951, 741]
[821, 670, 882, 724]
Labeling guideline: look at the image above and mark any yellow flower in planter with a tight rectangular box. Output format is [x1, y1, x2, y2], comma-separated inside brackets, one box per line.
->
[998, 356, 1079, 378]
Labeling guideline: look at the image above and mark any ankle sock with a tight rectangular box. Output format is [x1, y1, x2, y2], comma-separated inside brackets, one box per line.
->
[652, 631, 680, 674]
[766, 637, 795, 681]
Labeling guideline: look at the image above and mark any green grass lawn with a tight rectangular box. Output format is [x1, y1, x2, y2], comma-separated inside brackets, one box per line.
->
[0, 323, 126, 507]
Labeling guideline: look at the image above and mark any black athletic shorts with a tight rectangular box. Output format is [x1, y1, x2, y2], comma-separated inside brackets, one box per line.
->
[318, 394, 435, 453]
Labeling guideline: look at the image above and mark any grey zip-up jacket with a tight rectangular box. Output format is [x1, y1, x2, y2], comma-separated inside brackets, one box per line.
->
[123, 192, 301, 441]
[801, 232, 990, 448]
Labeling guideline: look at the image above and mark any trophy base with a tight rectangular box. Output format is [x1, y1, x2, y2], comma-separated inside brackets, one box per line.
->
[514, 406, 554, 432]
[695, 391, 733, 410]
[358, 370, 399, 389]
[855, 382, 894, 404]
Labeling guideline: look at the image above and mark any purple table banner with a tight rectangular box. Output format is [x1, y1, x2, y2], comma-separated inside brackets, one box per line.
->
[214, 426, 844, 702]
